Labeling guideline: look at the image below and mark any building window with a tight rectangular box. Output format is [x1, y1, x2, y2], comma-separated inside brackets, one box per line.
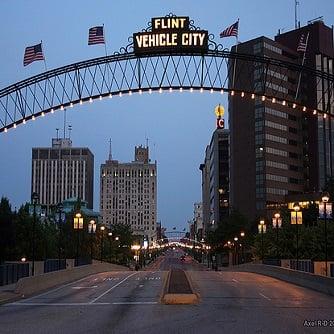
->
[265, 120, 287, 131]
[265, 133, 288, 144]
[267, 187, 288, 195]
[266, 160, 288, 170]
[266, 174, 288, 183]
[266, 147, 288, 157]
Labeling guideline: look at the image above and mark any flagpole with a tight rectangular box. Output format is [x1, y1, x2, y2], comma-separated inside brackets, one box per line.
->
[232, 19, 239, 90]
[103, 24, 108, 56]
[103, 24, 110, 90]
[41, 40, 52, 106]
[41, 40, 48, 71]
[295, 32, 309, 100]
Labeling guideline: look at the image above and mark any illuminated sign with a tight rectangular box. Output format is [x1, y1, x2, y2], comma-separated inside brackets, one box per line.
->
[134, 16, 208, 55]
[216, 118, 225, 129]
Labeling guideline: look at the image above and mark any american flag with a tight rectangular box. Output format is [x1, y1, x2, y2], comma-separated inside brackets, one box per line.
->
[23, 43, 44, 66]
[220, 20, 239, 38]
[297, 33, 309, 52]
[88, 26, 105, 45]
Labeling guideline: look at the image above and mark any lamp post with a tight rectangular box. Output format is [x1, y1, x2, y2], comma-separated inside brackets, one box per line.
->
[100, 226, 105, 263]
[88, 220, 96, 262]
[321, 192, 330, 276]
[258, 219, 266, 261]
[56, 203, 64, 270]
[234, 237, 239, 265]
[292, 202, 300, 270]
[31, 192, 39, 276]
[272, 212, 282, 262]
[131, 244, 141, 270]
[240, 232, 245, 263]
[108, 232, 113, 263]
[73, 212, 83, 265]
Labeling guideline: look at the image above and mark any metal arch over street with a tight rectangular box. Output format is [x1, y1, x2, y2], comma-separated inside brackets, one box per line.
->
[1, 14, 334, 133]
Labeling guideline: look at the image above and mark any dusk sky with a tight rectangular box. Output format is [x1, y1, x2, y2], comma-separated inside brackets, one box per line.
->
[0, 1, 333, 231]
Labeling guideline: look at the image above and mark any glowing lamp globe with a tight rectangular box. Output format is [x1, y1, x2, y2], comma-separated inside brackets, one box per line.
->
[214, 104, 225, 118]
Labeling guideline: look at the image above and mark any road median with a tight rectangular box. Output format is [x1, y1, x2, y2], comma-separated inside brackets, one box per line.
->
[162, 269, 198, 304]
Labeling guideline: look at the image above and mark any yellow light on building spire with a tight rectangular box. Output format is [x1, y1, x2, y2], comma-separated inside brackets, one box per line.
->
[214, 104, 225, 118]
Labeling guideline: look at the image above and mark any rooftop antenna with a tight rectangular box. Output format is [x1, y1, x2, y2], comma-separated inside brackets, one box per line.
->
[295, 0, 299, 29]
[108, 138, 112, 160]
[56, 128, 59, 140]
[146, 137, 149, 148]
[63, 108, 67, 139]
[68, 125, 72, 139]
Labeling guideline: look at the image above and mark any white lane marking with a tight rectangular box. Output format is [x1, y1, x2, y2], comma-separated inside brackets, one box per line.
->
[7, 301, 158, 306]
[259, 292, 271, 300]
[21, 275, 91, 302]
[8, 302, 110, 306]
[112, 302, 158, 305]
[139, 285, 144, 288]
[72, 286, 98, 289]
[232, 278, 238, 283]
[90, 272, 138, 304]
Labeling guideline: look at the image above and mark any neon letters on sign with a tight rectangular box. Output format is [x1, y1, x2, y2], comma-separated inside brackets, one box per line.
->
[133, 16, 208, 55]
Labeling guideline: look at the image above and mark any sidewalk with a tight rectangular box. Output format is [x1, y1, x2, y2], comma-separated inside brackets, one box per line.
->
[0, 282, 20, 305]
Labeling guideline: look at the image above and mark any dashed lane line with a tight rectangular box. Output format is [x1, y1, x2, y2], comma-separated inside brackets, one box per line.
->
[89, 272, 138, 304]
[259, 292, 271, 300]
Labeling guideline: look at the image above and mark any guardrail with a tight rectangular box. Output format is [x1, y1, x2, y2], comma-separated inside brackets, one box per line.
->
[0, 263, 29, 286]
[233, 263, 334, 296]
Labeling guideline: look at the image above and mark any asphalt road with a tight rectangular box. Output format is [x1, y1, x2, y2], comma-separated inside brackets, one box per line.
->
[1, 249, 334, 334]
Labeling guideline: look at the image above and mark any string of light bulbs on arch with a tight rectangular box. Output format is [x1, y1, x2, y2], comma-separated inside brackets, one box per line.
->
[1, 86, 328, 133]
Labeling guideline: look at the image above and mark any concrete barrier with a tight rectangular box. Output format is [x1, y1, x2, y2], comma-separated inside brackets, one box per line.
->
[15, 262, 129, 297]
[161, 269, 198, 304]
[231, 263, 334, 296]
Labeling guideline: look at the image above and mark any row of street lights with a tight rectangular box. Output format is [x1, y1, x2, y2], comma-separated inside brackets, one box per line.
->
[258, 192, 331, 275]
[226, 231, 246, 265]
[73, 214, 120, 264]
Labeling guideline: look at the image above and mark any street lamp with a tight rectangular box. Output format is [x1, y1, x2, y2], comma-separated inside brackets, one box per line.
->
[240, 232, 245, 263]
[131, 244, 141, 270]
[272, 212, 282, 262]
[108, 232, 113, 263]
[73, 212, 83, 265]
[56, 203, 64, 270]
[234, 237, 239, 265]
[258, 219, 266, 261]
[100, 226, 105, 263]
[321, 192, 330, 276]
[31, 192, 39, 276]
[292, 202, 301, 270]
[88, 220, 96, 261]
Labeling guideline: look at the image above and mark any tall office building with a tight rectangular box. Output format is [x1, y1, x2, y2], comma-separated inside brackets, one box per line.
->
[229, 20, 334, 220]
[200, 119, 229, 233]
[100, 145, 157, 242]
[199, 146, 210, 235]
[275, 20, 334, 192]
[31, 138, 94, 212]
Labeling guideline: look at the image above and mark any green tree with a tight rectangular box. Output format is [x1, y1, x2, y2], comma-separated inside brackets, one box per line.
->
[0, 197, 14, 262]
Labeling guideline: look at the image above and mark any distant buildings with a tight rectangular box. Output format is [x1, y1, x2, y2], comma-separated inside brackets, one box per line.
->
[31, 138, 94, 213]
[200, 107, 230, 234]
[229, 20, 334, 220]
[100, 145, 157, 243]
[192, 202, 203, 241]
